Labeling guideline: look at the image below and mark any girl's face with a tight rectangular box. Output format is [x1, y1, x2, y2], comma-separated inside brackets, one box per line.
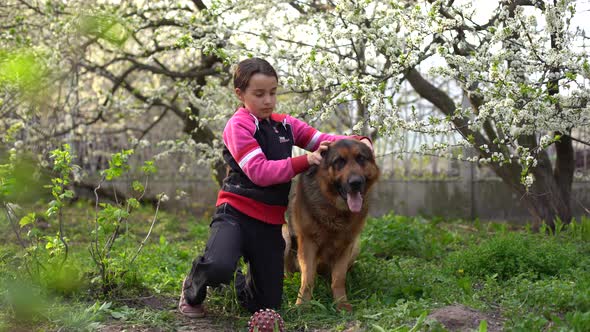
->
[235, 73, 278, 119]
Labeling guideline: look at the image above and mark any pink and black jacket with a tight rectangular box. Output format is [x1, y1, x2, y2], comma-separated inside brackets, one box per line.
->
[216, 107, 367, 225]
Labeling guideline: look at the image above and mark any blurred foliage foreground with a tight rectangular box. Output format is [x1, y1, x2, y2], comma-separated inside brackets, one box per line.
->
[1, 146, 590, 331]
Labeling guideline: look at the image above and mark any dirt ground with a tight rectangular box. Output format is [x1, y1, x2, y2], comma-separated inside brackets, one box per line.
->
[97, 296, 504, 332]
[97, 295, 234, 332]
[427, 304, 504, 332]
[99, 318, 232, 332]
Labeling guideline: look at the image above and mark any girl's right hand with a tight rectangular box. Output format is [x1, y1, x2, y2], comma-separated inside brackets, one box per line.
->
[307, 141, 331, 166]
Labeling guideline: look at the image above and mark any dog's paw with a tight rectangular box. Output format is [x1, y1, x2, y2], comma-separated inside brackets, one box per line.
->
[336, 302, 353, 312]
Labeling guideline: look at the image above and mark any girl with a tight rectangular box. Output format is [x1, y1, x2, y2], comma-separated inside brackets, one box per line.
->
[178, 57, 372, 317]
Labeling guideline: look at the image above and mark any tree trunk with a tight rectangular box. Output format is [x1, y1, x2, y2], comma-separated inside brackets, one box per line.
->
[519, 149, 572, 229]
[183, 54, 227, 187]
[543, 0, 574, 226]
[553, 134, 574, 218]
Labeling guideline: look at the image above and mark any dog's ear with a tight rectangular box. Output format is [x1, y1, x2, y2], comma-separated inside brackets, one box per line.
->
[358, 141, 375, 161]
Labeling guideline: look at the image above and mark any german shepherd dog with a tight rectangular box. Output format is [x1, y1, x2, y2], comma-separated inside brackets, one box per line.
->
[283, 139, 379, 311]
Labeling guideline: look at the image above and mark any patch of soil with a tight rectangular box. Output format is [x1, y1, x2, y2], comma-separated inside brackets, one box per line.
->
[99, 317, 231, 332]
[119, 295, 175, 311]
[175, 314, 236, 332]
[427, 304, 504, 332]
[98, 311, 236, 332]
[98, 295, 236, 332]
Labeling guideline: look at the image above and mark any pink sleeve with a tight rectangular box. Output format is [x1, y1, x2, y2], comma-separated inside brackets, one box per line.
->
[223, 117, 310, 187]
[288, 115, 369, 151]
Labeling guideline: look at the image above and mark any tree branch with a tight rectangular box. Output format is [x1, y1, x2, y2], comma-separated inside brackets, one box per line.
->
[571, 136, 590, 147]
[78, 61, 185, 119]
[192, 0, 207, 11]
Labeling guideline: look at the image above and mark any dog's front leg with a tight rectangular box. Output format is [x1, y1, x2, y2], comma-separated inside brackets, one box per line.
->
[331, 247, 353, 312]
[296, 238, 318, 305]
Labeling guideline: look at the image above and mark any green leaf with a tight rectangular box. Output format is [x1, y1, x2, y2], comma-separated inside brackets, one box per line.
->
[78, 13, 130, 47]
[46, 206, 58, 218]
[60, 190, 75, 199]
[565, 72, 577, 80]
[128, 198, 140, 209]
[175, 34, 193, 48]
[141, 160, 157, 175]
[132, 181, 144, 193]
[99, 302, 112, 311]
[113, 208, 129, 220]
[409, 311, 428, 332]
[309, 49, 317, 61]
[309, 300, 327, 311]
[0, 49, 46, 90]
[478, 320, 488, 332]
[19, 213, 36, 227]
[371, 324, 386, 332]
[110, 311, 127, 319]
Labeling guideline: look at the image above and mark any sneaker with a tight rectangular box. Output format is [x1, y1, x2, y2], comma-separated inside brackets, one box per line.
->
[179, 278, 206, 318]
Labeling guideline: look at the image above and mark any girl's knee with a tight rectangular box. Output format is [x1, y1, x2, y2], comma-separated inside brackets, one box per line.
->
[206, 261, 236, 285]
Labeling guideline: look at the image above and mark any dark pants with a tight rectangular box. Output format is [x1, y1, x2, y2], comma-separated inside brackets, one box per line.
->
[183, 203, 285, 313]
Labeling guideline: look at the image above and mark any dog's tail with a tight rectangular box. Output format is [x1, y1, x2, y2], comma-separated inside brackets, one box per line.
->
[282, 223, 299, 274]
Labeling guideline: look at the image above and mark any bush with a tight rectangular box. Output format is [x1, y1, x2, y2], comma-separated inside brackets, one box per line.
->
[505, 272, 590, 313]
[361, 213, 458, 260]
[445, 232, 579, 280]
[348, 254, 430, 302]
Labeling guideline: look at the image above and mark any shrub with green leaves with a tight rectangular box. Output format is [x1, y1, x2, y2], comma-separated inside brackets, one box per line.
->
[1, 145, 76, 284]
[560, 216, 590, 242]
[500, 272, 590, 315]
[361, 213, 457, 259]
[445, 232, 579, 280]
[349, 254, 435, 302]
[88, 149, 161, 295]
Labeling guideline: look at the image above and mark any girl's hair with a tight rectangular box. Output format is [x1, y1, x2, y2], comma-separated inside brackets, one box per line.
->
[233, 58, 278, 91]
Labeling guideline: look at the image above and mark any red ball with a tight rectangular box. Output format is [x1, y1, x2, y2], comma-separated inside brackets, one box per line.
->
[248, 308, 285, 332]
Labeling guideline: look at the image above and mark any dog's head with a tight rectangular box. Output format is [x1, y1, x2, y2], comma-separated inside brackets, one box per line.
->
[317, 139, 380, 213]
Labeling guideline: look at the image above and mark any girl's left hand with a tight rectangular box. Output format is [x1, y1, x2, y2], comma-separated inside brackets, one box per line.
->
[307, 141, 330, 166]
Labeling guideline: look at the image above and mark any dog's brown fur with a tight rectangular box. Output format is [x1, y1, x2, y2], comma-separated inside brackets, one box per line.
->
[283, 139, 379, 311]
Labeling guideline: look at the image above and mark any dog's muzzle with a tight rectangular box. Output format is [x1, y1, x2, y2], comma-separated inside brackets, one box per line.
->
[337, 174, 366, 213]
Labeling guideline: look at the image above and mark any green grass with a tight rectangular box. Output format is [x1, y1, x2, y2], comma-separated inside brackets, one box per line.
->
[1, 201, 590, 331]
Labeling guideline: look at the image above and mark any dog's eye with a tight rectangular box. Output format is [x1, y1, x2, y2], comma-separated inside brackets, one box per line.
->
[356, 155, 366, 164]
[333, 158, 346, 169]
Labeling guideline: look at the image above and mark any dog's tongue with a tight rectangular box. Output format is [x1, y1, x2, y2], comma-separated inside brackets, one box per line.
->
[346, 192, 363, 212]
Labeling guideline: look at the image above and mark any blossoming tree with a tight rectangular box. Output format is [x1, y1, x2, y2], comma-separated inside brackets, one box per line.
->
[2, 0, 589, 226]
[212, 0, 589, 226]
[0, 0, 230, 185]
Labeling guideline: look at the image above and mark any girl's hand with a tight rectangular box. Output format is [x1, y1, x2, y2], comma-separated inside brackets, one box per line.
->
[307, 141, 331, 166]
